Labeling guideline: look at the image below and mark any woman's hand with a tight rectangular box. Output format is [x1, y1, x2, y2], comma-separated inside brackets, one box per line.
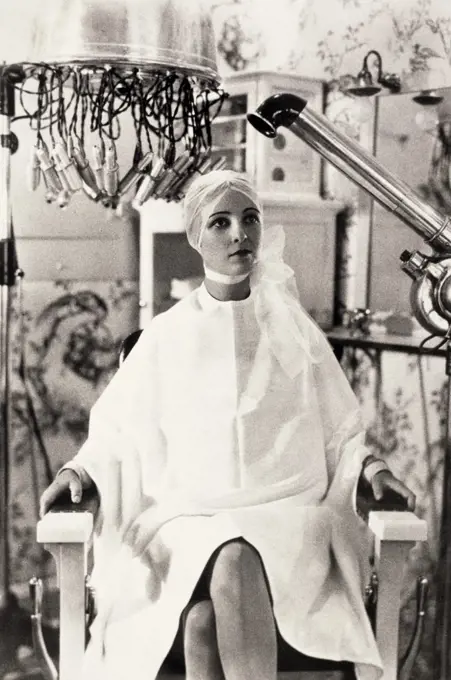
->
[122, 498, 159, 555]
[39, 469, 84, 518]
[371, 469, 416, 511]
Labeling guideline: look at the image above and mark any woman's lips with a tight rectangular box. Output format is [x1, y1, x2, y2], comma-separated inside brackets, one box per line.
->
[230, 248, 252, 257]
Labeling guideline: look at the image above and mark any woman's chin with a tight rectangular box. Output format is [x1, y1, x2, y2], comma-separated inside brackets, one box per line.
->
[227, 254, 254, 274]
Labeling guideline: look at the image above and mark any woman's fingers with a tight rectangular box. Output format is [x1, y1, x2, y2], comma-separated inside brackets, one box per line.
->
[69, 476, 83, 503]
[372, 472, 416, 511]
[390, 479, 416, 511]
[39, 470, 83, 517]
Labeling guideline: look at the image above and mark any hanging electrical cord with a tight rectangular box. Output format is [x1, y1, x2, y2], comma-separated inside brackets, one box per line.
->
[11, 64, 228, 210]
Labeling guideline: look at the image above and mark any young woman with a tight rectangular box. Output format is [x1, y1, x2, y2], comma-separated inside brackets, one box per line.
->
[41, 170, 415, 680]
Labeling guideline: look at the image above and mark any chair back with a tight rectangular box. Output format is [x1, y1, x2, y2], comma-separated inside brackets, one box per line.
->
[119, 329, 143, 366]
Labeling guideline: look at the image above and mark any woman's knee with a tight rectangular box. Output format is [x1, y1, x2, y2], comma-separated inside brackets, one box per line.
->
[210, 540, 267, 600]
[184, 600, 215, 643]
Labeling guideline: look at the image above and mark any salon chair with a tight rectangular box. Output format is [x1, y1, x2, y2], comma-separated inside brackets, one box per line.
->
[32, 330, 428, 680]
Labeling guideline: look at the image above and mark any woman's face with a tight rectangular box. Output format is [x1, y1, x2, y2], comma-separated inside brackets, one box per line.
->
[199, 188, 262, 276]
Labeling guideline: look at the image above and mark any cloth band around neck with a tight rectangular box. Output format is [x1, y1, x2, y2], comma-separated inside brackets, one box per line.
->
[203, 266, 250, 284]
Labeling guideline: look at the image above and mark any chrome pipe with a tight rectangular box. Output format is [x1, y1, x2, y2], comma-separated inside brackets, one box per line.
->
[29, 578, 58, 680]
[248, 93, 451, 254]
[0, 110, 12, 609]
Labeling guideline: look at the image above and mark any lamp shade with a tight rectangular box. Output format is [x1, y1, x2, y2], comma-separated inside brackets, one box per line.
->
[6, 0, 220, 83]
[0, 0, 227, 211]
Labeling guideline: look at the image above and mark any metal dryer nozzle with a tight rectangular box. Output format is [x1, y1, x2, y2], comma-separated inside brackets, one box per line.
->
[248, 92, 451, 254]
[247, 93, 307, 138]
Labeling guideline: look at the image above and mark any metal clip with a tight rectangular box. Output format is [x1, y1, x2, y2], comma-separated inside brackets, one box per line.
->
[132, 157, 167, 208]
[72, 136, 101, 199]
[164, 154, 197, 201]
[52, 140, 83, 192]
[26, 145, 41, 191]
[118, 152, 154, 198]
[35, 141, 63, 194]
[104, 141, 119, 197]
[92, 142, 105, 192]
[42, 170, 58, 204]
[56, 189, 72, 209]
[153, 151, 192, 199]
[167, 149, 210, 200]
[174, 151, 215, 199]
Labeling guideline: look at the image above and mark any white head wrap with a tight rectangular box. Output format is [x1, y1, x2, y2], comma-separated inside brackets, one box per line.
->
[183, 170, 324, 377]
[183, 169, 262, 254]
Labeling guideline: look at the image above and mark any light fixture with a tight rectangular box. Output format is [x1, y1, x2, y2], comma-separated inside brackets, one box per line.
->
[4, 0, 228, 212]
[345, 50, 401, 97]
[413, 90, 444, 106]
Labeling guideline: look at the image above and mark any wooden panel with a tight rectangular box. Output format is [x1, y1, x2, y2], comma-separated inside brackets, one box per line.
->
[262, 197, 342, 329]
[16, 236, 139, 281]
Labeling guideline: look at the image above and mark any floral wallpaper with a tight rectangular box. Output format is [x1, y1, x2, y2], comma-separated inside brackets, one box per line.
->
[340, 346, 446, 679]
[9, 279, 139, 588]
[2, 1, 450, 678]
[213, 0, 451, 88]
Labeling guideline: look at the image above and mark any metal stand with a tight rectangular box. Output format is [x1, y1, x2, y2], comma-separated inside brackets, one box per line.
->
[0, 63, 43, 677]
[0, 63, 15, 611]
[433, 342, 451, 680]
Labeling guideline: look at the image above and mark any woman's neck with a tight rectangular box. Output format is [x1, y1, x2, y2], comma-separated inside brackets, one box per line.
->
[204, 277, 251, 301]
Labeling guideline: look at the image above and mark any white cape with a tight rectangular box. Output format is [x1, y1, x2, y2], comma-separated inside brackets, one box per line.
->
[73, 283, 383, 680]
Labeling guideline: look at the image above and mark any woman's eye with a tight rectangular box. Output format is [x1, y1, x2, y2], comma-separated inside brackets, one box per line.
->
[244, 214, 260, 224]
[212, 217, 229, 229]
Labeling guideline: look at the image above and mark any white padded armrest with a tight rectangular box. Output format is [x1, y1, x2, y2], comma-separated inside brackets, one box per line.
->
[368, 511, 427, 542]
[38, 514, 93, 680]
[368, 511, 427, 680]
[37, 512, 94, 544]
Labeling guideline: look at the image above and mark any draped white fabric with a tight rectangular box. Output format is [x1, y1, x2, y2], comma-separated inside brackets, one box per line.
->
[70, 275, 384, 680]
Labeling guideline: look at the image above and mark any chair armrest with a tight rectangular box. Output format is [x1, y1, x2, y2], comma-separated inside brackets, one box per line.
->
[356, 475, 427, 542]
[356, 476, 427, 680]
[36, 489, 100, 680]
[47, 485, 100, 516]
[37, 487, 100, 545]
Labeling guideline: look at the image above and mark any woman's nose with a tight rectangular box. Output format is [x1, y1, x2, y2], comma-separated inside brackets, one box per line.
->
[230, 218, 246, 242]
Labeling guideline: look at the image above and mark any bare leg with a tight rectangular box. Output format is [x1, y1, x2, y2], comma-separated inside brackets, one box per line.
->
[209, 540, 277, 680]
[183, 600, 225, 680]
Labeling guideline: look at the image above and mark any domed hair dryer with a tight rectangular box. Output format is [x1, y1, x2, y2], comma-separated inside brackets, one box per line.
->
[248, 93, 451, 337]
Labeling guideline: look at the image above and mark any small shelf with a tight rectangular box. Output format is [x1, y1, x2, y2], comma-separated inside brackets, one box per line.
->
[327, 327, 446, 357]
[211, 143, 247, 152]
[213, 114, 248, 125]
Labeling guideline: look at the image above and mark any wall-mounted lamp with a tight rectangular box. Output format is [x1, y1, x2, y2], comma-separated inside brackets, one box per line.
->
[345, 50, 401, 97]
[413, 90, 444, 106]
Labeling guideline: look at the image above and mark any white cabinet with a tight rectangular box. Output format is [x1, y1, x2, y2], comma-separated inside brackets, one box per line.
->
[211, 70, 324, 197]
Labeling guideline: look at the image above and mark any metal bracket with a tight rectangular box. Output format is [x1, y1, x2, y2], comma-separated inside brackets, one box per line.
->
[399, 576, 429, 680]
